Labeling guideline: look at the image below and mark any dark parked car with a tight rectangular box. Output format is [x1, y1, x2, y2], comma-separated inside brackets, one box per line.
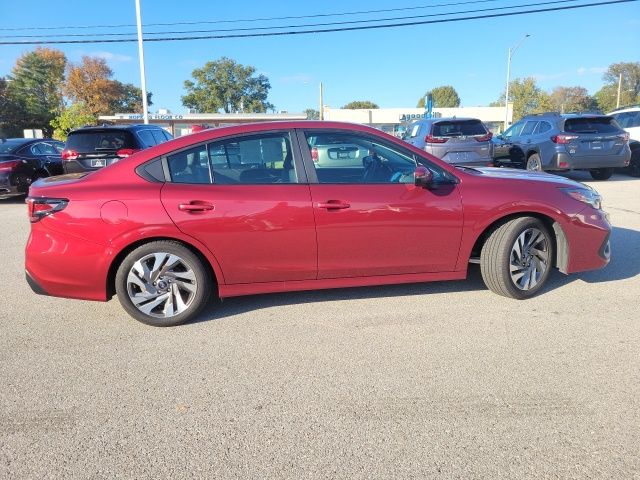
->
[0, 138, 64, 200]
[26, 121, 611, 327]
[493, 112, 631, 180]
[62, 124, 173, 174]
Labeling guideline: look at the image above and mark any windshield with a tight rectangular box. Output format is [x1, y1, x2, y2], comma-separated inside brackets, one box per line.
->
[0, 139, 28, 154]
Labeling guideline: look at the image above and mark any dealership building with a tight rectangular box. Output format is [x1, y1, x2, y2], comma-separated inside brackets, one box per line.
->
[98, 104, 512, 137]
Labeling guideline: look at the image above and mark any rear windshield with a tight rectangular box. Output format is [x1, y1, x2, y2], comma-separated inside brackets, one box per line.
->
[432, 120, 487, 137]
[66, 130, 137, 152]
[563, 117, 621, 134]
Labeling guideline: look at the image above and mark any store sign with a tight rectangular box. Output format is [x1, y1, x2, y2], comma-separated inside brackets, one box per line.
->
[124, 114, 184, 120]
[399, 113, 429, 121]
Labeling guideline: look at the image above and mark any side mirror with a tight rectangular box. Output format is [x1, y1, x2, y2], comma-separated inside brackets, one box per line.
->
[415, 166, 434, 189]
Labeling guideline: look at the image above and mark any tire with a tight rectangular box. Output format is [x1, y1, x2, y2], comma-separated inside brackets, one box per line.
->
[589, 168, 613, 180]
[628, 150, 640, 178]
[115, 240, 212, 327]
[526, 153, 543, 171]
[480, 217, 554, 299]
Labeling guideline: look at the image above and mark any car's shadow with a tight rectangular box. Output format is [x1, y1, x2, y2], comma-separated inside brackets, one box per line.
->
[0, 196, 26, 205]
[189, 226, 640, 325]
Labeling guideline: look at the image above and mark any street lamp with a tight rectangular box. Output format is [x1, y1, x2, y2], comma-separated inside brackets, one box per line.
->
[504, 34, 530, 130]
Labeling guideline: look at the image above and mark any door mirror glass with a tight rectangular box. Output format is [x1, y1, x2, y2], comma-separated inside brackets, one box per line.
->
[415, 166, 434, 188]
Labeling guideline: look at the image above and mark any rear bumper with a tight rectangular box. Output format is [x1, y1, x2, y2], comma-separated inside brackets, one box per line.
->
[25, 223, 111, 301]
[547, 150, 631, 170]
[62, 158, 119, 174]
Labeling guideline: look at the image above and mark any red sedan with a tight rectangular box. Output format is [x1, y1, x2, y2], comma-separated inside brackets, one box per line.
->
[25, 121, 611, 326]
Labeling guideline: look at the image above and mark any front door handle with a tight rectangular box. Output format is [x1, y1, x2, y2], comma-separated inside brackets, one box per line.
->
[317, 200, 351, 210]
[179, 201, 215, 212]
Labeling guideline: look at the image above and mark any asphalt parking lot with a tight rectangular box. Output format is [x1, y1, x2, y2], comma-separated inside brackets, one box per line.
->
[0, 171, 638, 479]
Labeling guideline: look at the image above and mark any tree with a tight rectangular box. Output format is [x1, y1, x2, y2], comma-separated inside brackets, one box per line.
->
[64, 56, 120, 116]
[342, 100, 379, 109]
[109, 82, 153, 113]
[417, 85, 461, 108]
[182, 57, 273, 113]
[548, 86, 596, 113]
[304, 108, 320, 120]
[494, 77, 551, 122]
[50, 103, 96, 141]
[0, 77, 23, 137]
[594, 62, 640, 113]
[5, 47, 66, 135]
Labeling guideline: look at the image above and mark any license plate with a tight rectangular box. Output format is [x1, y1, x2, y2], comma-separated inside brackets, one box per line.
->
[591, 141, 602, 150]
[337, 152, 349, 159]
[91, 159, 106, 167]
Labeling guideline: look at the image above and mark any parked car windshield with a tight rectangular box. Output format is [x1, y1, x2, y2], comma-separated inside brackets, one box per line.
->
[66, 130, 137, 152]
[0, 139, 29, 154]
[563, 117, 621, 134]
[433, 120, 486, 137]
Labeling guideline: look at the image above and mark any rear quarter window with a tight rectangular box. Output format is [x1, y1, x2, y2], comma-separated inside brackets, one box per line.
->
[564, 117, 621, 134]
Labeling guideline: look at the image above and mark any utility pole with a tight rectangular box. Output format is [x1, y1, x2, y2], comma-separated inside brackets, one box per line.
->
[616, 73, 622, 108]
[319, 82, 324, 120]
[135, 0, 149, 124]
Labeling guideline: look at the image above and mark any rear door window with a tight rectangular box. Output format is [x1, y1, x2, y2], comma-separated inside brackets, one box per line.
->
[533, 121, 552, 135]
[564, 117, 621, 134]
[66, 130, 136, 152]
[520, 121, 538, 136]
[432, 120, 486, 137]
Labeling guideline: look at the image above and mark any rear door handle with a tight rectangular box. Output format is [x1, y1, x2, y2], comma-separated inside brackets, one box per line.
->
[179, 201, 215, 212]
[317, 200, 351, 210]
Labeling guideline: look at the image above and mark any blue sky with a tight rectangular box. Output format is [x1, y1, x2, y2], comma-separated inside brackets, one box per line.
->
[1, 0, 639, 113]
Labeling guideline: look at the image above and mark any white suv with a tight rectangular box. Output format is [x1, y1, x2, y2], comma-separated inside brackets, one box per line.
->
[608, 105, 640, 177]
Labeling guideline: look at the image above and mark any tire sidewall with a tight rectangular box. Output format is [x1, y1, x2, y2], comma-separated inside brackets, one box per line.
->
[526, 154, 542, 171]
[115, 241, 211, 327]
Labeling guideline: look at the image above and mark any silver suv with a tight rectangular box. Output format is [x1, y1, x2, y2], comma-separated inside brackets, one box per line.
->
[493, 112, 631, 180]
[608, 105, 640, 177]
[403, 117, 493, 167]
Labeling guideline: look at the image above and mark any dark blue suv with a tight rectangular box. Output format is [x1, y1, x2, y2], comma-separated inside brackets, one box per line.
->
[493, 113, 631, 180]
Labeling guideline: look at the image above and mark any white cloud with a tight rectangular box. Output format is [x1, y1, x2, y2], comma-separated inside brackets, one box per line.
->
[577, 66, 606, 76]
[279, 73, 313, 85]
[89, 51, 133, 63]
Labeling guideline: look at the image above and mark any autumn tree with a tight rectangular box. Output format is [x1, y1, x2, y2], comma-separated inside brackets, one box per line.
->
[64, 56, 151, 116]
[493, 77, 551, 122]
[182, 57, 273, 113]
[548, 86, 596, 113]
[342, 100, 379, 109]
[5, 47, 66, 135]
[417, 85, 461, 108]
[594, 62, 640, 113]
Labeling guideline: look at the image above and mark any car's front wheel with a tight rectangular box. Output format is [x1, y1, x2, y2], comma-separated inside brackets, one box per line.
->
[480, 217, 554, 299]
[115, 241, 212, 326]
[589, 168, 613, 180]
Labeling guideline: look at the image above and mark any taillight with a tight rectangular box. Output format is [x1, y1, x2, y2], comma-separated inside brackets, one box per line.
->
[26, 197, 68, 223]
[551, 134, 579, 144]
[311, 147, 319, 162]
[618, 132, 630, 143]
[61, 149, 78, 160]
[116, 148, 140, 158]
[0, 160, 22, 172]
[425, 134, 448, 144]
[474, 132, 493, 142]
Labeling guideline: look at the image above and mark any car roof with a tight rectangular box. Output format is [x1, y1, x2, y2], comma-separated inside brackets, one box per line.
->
[69, 124, 164, 133]
[410, 117, 481, 123]
[607, 105, 640, 114]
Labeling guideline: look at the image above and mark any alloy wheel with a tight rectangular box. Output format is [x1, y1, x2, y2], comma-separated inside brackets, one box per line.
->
[509, 227, 549, 291]
[126, 252, 198, 318]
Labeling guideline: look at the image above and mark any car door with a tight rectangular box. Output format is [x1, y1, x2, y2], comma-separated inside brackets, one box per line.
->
[297, 129, 463, 278]
[493, 121, 525, 164]
[160, 130, 318, 285]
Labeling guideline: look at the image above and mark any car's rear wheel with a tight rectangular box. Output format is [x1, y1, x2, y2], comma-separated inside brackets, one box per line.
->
[480, 217, 554, 299]
[115, 241, 212, 327]
[526, 153, 543, 171]
[589, 168, 613, 180]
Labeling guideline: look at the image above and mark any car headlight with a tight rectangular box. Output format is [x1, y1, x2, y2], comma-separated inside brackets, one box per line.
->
[560, 187, 602, 210]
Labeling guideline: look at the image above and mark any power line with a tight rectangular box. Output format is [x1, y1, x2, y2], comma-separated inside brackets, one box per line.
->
[0, 0, 634, 45]
[0, 0, 581, 39]
[0, 0, 503, 31]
